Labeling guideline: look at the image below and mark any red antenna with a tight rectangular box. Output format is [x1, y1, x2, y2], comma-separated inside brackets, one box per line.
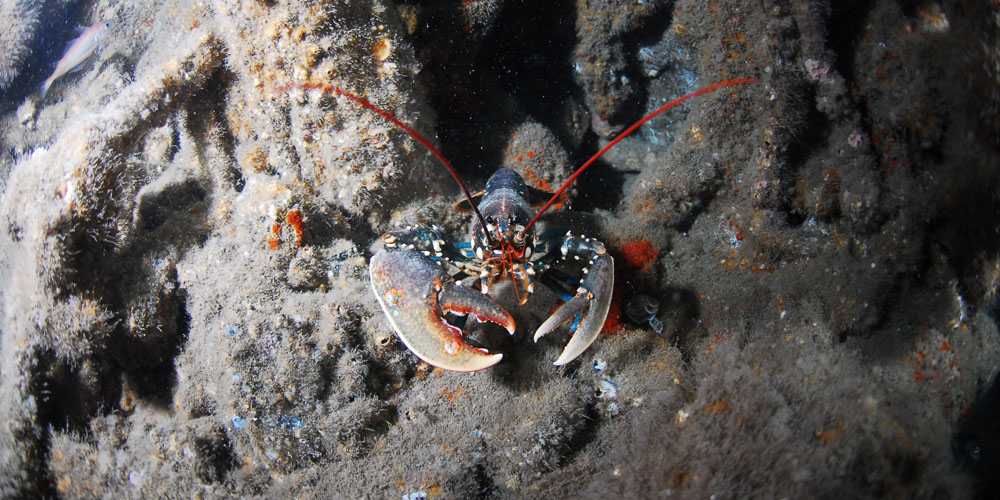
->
[280, 83, 494, 240]
[521, 77, 757, 236]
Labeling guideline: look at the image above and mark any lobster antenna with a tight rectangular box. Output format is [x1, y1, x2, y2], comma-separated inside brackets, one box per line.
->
[303, 83, 493, 240]
[521, 77, 757, 236]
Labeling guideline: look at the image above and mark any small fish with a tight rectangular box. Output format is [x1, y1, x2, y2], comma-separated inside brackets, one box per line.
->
[40, 21, 111, 98]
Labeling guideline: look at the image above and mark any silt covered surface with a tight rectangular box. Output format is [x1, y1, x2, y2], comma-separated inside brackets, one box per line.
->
[0, 0, 998, 498]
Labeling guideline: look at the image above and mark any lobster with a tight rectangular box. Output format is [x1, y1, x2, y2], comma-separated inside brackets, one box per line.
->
[324, 77, 756, 371]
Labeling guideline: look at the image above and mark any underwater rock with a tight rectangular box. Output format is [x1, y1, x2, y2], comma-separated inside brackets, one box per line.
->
[0, 0, 38, 89]
[0, 0, 998, 498]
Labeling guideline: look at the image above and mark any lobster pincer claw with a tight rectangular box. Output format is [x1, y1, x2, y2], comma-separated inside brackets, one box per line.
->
[533, 251, 614, 366]
[370, 248, 515, 372]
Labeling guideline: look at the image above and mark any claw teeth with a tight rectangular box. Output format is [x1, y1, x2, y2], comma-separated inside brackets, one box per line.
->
[439, 284, 515, 334]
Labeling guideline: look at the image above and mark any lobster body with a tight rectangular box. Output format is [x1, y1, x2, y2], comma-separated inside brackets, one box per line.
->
[370, 168, 613, 371]
[468, 168, 536, 300]
[355, 76, 756, 371]
[473, 168, 534, 254]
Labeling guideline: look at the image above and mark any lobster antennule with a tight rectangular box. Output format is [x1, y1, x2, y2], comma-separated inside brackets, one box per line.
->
[320, 84, 494, 242]
[520, 76, 757, 237]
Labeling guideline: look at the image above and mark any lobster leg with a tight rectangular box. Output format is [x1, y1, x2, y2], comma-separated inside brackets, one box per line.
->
[533, 235, 614, 365]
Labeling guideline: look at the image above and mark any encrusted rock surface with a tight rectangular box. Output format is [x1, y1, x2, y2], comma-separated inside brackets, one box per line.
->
[0, 1, 998, 498]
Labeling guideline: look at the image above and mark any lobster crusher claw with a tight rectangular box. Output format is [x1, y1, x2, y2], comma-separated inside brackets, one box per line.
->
[370, 247, 515, 372]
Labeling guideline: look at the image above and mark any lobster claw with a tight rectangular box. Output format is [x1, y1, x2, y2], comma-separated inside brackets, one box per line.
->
[370, 248, 515, 372]
[533, 253, 614, 365]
